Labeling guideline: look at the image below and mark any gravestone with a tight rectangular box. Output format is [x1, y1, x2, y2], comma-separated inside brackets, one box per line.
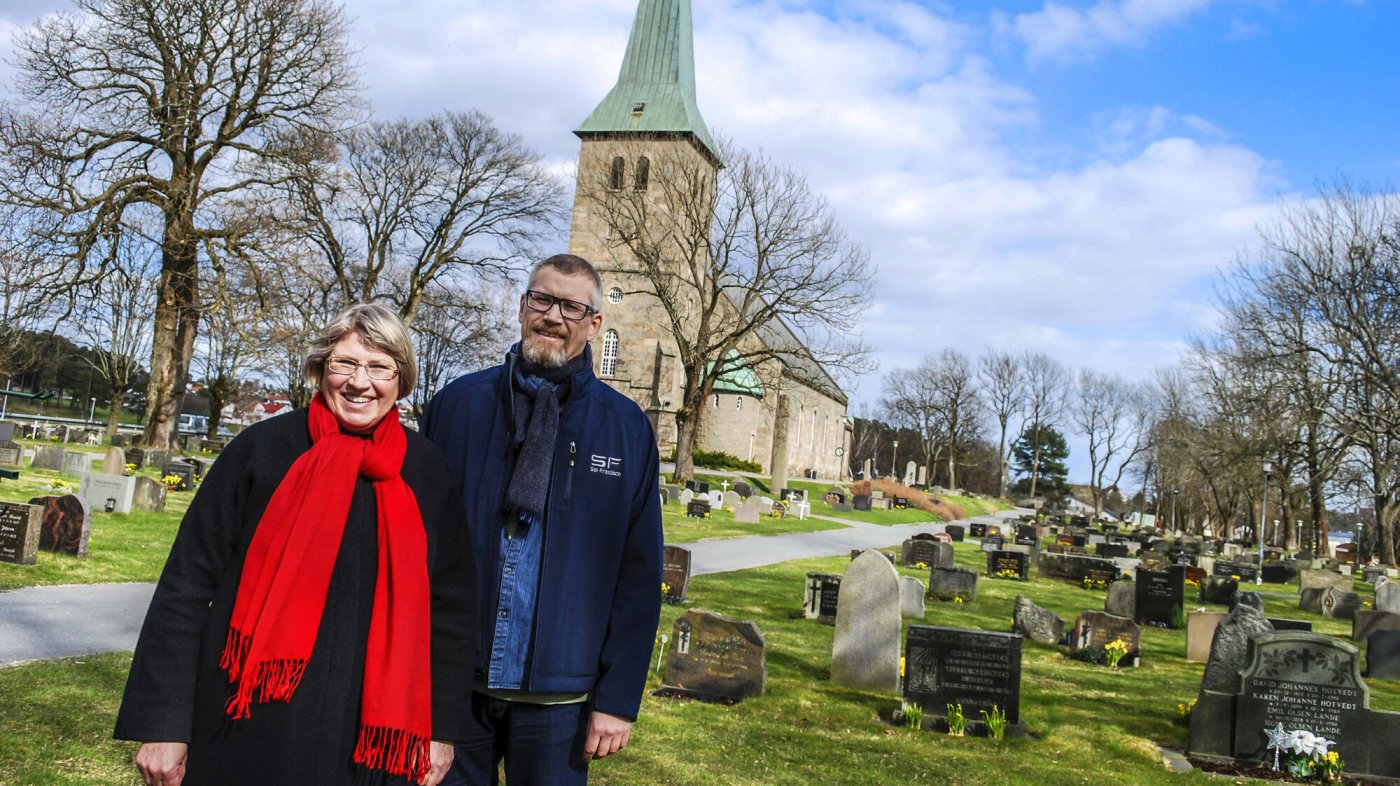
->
[852, 495, 872, 512]
[1268, 618, 1314, 632]
[1186, 610, 1227, 663]
[904, 626, 1024, 734]
[1321, 586, 1362, 621]
[684, 479, 710, 495]
[804, 572, 841, 625]
[1367, 630, 1400, 679]
[1136, 566, 1185, 627]
[125, 447, 146, 468]
[0, 501, 43, 565]
[29, 494, 92, 556]
[1071, 611, 1140, 664]
[734, 497, 762, 524]
[109, 434, 127, 447]
[904, 460, 917, 486]
[1261, 561, 1298, 585]
[102, 447, 126, 475]
[1213, 560, 1258, 583]
[1353, 610, 1400, 643]
[1104, 581, 1135, 618]
[77, 472, 135, 514]
[899, 576, 926, 619]
[61, 451, 92, 476]
[1200, 605, 1273, 693]
[1377, 581, 1400, 614]
[1200, 576, 1239, 605]
[1229, 590, 1264, 613]
[926, 566, 978, 603]
[969, 522, 987, 538]
[1095, 542, 1129, 559]
[1013, 594, 1064, 645]
[31, 445, 64, 471]
[980, 535, 1005, 552]
[705, 490, 724, 509]
[1299, 570, 1353, 614]
[733, 481, 752, 498]
[902, 537, 952, 569]
[658, 609, 766, 702]
[987, 550, 1029, 581]
[944, 524, 964, 542]
[678, 488, 693, 505]
[0, 439, 20, 467]
[1036, 552, 1121, 586]
[685, 499, 711, 518]
[145, 449, 170, 471]
[830, 550, 901, 691]
[722, 490, 741, 510]
[131, 477, 167, 513]
[662, 545, 692, 603]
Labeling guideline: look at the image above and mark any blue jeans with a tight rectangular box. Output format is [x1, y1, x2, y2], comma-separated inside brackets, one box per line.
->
[443, 691, 591, 786]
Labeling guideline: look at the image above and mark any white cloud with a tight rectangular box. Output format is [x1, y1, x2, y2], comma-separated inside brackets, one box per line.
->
[996, 0, 1217, 64]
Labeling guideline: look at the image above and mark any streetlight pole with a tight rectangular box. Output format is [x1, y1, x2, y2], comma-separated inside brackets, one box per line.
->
[1171, 489, 1178, 534]
[88, 397, 96, 425]
[890, 440, 898, 479]
[1257, 461, 1272, 585]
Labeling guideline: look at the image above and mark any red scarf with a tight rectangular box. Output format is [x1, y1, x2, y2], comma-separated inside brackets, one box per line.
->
[220, 394, 432, 780]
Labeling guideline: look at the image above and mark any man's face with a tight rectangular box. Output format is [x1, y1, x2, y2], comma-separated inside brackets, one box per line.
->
[518, 267, 603, 367]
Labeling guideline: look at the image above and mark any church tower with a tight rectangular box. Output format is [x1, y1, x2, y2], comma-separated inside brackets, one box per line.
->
[568, 0, 719, 450]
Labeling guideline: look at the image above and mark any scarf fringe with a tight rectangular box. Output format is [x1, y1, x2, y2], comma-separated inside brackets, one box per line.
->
[219, 626, 252, 682]
[221, 627, 310, 720]
[353, 724, 430, 781]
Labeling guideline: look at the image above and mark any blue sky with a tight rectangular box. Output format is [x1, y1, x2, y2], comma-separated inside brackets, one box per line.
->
[3, 0, 1397, 481]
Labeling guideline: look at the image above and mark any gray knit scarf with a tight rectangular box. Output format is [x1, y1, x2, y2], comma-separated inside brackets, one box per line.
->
[503, 343, 593, 520]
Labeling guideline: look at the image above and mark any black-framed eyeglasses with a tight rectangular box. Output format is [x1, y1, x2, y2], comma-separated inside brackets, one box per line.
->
[524, 289, 596, 322]
[326, 357, 399, 381]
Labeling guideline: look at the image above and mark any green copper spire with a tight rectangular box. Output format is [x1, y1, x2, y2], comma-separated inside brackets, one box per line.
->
[575, 0, 719, 162]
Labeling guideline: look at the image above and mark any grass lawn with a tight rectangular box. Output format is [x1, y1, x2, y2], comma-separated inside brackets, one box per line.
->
[4, 535, 1393, 785]
[662, 501, 848, 544]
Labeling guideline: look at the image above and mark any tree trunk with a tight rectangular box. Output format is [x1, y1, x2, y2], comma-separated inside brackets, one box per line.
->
[141, 217, 201, 449]
[104, 385, 125, 440]
[769, 394, 792, 498]
[1378, 493, 1397, 566]
[1305, 425, 1330, 557]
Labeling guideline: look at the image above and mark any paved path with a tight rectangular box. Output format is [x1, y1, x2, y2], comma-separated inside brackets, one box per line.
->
[0, 508, 1026, 668]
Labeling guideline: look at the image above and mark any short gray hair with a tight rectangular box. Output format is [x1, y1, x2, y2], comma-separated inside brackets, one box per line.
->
[527, 253, 605, 311]
[304, 303, 418, 399]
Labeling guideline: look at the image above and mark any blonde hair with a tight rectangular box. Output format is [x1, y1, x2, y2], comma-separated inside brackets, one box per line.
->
[304, 303, 418, 399]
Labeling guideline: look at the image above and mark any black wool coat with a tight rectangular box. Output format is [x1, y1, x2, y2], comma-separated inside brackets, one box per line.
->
[114, 409, 475, 786]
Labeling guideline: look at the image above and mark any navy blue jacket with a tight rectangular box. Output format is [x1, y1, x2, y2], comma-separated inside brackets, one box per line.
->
[421, 354, 663, 721]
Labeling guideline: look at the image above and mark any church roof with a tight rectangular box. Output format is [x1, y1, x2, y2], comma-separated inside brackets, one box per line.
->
[575, 0, 719, 162]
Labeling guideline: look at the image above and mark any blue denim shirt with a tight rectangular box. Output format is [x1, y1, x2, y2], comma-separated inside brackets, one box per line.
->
[486, 510, 544, 689]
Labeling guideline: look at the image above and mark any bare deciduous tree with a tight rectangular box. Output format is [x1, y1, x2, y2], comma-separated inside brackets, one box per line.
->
[1019, 351, 1070, 498]
[1, 0, 359, 447]
[1071, 370, 1151, 520]
[979, 349, 1023, 497]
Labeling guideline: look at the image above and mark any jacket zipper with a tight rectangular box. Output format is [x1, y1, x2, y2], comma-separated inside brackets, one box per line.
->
[563, 440, 576, 501]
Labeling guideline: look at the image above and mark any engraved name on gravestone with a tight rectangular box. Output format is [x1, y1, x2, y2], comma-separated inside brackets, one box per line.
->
[1233, 632, 1369, 768]
[662, 545, 692, 603]
[0, 501, 43, 565]
[0, 427, 21, 467]
[804, 572, 841, 625]
[904, 625, 1023, 730]
[659, 609, 766, 702]
[685, 499, 710, 518]
[78, 472, 136, 514]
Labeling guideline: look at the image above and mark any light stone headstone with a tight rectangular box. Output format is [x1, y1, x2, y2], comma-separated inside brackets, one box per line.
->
[102, 447, 126, 475]
[903, 460, 916, 486]
[131, 477, 167, 513]
[1377, 580, 1400, 614]
[1186, 610, 1227, 663]
[899, 576, 925, 619]
[735, 497, 762, 524]
[916, 465, 927, 486]
[77, 471, 136, 514]
[1199, 604, 1272, 693]
[61, 451, 93, 476]
[679, 488, 694, 504]
[31, 445, 64, 471]
[1013, 594, 1064, 645]
[706, 490, 724, 508]
[722, 490, 741, 510]
[830, 550, 901, 691]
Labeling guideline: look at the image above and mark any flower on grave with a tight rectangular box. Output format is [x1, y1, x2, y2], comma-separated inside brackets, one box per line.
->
[952, 595, 965, 604]
[997, 569, 1021, 580]
[900, 657, 905, 677]
[660, 582, 671, 600]
[1185, 578, 1200, 589]
[162, 474, 183, 490]
[915, 561, 928, 571]
[124, 463, 137, 476]
[48, 479, 73, 493]
[1103, 639, 1129, 669]
[1231, 575, 1241, 581]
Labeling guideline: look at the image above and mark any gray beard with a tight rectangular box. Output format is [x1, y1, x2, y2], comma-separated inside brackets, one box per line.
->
[521, 333, 569, 368]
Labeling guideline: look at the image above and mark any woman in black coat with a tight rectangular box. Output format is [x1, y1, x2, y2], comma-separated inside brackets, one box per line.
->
[115, 304, 474, 786]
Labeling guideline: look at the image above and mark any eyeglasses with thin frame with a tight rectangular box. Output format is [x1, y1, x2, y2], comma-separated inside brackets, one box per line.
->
[326, 357, 399, 381]
[523, 289, 596, 322]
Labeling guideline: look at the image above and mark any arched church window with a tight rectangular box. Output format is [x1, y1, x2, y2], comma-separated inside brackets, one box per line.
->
[634, 156, 650, 191]
[600, 329, 619, 377]
[609, 156, 625, 190]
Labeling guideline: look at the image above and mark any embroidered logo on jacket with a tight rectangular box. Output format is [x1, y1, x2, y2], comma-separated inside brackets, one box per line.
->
[589, 454, 622, 477]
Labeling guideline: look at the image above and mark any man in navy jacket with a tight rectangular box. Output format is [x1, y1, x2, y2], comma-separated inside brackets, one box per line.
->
[423, 253, 663, 785]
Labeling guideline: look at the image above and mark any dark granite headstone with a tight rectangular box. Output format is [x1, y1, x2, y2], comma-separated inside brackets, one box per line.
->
[904, 625, 1023, 733]
[852, 495, 872, 512]
[0, 501, 42, 565]
[685, 499, 711, 518]
[987, 550, 1029, 581]
[658, 609, 765, 702]
[979, 535, 1005, 553]
[125, 447, 146, 468]
[969, 522, 987, 538]
[1095, 542, 1129, 559]
[29, 494, 92, 556]
[1268, 618, 1314, 632]
[683, 480, 710, 495]
[1367, 630, 1400, 679]
[110, 434, 128, 447]
[927, 565, 978, 602]
[1214, 560, 1259, 583]
[733, 481, 752, 498]
[1036, 552, 1121, 585]
[1322, 587, 1363, 621]
[1232, 633, 1369, 769]
[804, 572, 841, 625]
[1353, 610, 1400, 643]
[162, 460, 195, 491]
[1200, 576, 1239, 605]
[662, 545, 692, 603]
[944, 524, 964, 542]
[1136, 566, 1186, 627]
[902, 537, 951, 568]
[1261, 561, 1298, 585]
